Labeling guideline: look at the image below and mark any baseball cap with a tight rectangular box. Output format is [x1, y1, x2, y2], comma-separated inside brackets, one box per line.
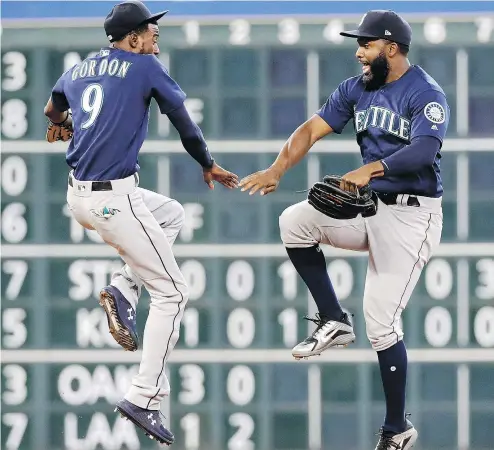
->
[104, 1, 168, 42]
[340, 10, 412, 47]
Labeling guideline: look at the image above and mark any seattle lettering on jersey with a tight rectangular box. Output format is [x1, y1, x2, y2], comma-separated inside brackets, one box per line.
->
[72, 53, 132, 81]
[316, 66, 450, 197]
[354, 106, 410, 141]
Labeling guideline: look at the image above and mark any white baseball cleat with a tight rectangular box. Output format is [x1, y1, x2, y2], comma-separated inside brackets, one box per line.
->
[375, 418, 418, 450]
[292, 312, 355, 360]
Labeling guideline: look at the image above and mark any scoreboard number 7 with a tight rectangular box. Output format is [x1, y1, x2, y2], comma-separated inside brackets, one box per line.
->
[2, 413, 28, 450]
[2, 260, 28, 300]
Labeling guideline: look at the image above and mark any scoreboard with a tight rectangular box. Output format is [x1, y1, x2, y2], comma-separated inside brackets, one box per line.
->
[2, 12, 494, 450]
[2, 15, 494, 141]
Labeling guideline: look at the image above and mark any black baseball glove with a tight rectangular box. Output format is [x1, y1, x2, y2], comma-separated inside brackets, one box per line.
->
[307, 174, 377, 220]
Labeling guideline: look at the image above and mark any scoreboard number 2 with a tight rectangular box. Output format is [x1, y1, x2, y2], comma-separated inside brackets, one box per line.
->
[228, 413, 255, 450]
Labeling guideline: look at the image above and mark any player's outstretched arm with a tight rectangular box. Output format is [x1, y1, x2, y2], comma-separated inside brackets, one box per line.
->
[202, 162, 238, 190]
[239, 114, 333, 196]
[167, 105, 239, 190]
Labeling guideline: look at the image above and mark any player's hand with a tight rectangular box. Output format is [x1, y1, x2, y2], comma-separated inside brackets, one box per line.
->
[239, 168, 281, 196]
[203, 162, 239, 190]
[340, 167, 371, 192]
[341, 161, 384, 192]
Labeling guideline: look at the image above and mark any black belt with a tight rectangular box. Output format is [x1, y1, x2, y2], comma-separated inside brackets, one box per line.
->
[377, 193, 421, 207]
[68, 173, 138, 191]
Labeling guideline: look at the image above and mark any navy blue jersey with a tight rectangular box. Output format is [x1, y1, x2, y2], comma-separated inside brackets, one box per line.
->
[51, 47, 186, 181]
[317, 65, 450, 197]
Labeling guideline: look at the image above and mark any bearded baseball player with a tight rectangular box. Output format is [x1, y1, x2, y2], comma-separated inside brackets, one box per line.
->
[44, 1, 238, 445]
[239, 10, 449, 450]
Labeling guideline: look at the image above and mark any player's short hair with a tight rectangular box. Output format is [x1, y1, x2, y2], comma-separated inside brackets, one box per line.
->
[384, 39, 409, 56]
[117, 20, 157, 42]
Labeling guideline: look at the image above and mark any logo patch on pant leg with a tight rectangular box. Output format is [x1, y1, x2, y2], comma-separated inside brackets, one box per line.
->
[90, 206, 121, 219]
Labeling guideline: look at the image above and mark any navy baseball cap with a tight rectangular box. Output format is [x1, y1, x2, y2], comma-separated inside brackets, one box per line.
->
[104, 1, 168, 42]
[340, 10, 412, 47]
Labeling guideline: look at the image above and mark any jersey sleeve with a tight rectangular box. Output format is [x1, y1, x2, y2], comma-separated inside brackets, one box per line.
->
[147, 56, 186, 114]
[316, 78, 356, 134]
[51, 72, 70, 112]
[409, 89, 450, 143]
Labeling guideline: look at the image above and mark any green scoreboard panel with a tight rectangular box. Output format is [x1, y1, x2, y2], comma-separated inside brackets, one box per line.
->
[2, 15, 494, 141]
[2, 14, 494, 450]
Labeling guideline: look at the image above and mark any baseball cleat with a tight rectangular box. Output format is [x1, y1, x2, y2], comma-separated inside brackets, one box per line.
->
[99, 286, 139, 351]
[375, 417, 418, 450]
[115, 399, 174, 446]
[292, 312, 355, 360]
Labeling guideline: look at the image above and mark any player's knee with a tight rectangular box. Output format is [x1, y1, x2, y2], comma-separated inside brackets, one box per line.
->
[279, 202, 314, 246]
[169, 200, 185, 230]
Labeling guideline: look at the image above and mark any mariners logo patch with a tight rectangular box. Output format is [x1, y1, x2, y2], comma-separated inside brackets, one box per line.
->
[424, 102, 446, 124]
[90, 206, 120, 219]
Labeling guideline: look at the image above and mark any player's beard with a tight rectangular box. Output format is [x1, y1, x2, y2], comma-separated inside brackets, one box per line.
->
[363, 51, 390, 91]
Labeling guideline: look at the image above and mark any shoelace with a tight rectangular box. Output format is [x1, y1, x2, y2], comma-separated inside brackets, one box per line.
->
[304, 312, 353, 331]
[303, 313, 330, 335]
[304, 313, 326, 326]
[158, 411, 168, 425]
[375, 431, 400, 450]
[375, 414, 412, 450]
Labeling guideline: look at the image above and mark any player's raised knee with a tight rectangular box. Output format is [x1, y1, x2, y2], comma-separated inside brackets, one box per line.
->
[170, 200, 185, 230]
[279, 201, 315, 247]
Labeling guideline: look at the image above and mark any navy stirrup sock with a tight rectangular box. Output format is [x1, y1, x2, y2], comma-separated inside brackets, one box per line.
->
[378, 340, 408, 434]
[285, 245, 344, 321]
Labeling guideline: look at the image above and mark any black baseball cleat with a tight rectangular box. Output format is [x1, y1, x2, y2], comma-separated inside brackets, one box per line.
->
[99, 285, 139, 351]
[292, 312, 355, 360]
[115, 399, 174, 446]
[375, 417, 418, 450]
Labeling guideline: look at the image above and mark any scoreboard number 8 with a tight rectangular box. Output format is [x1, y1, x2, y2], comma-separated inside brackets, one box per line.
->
[1, 99, 28, 139]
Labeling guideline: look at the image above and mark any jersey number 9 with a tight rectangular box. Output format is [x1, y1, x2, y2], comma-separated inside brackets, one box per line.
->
[81, 84, 104, 129]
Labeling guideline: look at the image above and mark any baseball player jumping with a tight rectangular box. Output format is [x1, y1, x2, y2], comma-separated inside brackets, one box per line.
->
[44, 1, 238, 445]
[240, 10, 449, 450]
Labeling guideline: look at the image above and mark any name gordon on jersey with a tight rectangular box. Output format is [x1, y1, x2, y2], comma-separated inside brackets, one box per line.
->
[71, 57, 132, 81]
[354, 106, 411, 141]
